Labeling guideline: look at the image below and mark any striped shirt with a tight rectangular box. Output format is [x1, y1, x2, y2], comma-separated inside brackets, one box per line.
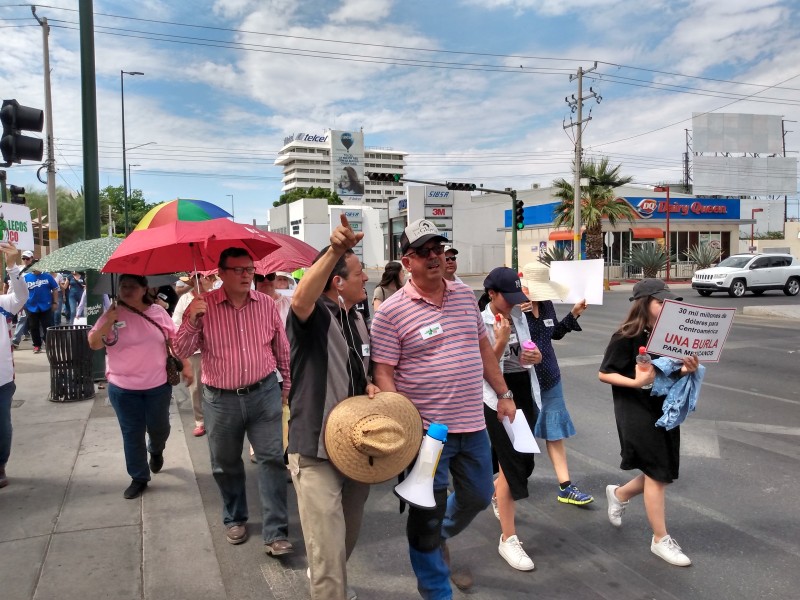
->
[371, 279, 488, 433]
[174, 287, 291, 391]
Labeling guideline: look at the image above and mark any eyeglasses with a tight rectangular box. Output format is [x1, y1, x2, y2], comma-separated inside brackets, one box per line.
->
[222, 266, 255, 276]
[407, 245, 445, 259]
[445, 256, 457, 262]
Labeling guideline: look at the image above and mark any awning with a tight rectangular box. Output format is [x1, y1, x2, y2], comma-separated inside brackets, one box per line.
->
[630, 227, 664, 239]
[548, 230, 575, 241]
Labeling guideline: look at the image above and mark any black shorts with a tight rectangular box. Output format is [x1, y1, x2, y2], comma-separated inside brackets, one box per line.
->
[484, 370, 539, 501]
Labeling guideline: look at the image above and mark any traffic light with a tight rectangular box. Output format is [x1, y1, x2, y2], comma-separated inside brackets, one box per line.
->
[366, 172, 402, 182]
[1, 99, 44, 167]
[514, 199, 525, 230]
[9, 185, 26, 204]
[445, 182, 477, 191]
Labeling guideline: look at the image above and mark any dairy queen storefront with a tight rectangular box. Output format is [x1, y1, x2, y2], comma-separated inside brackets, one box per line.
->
[506, 185, 748, 277]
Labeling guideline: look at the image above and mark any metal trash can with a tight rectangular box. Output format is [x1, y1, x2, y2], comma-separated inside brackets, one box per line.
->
[46, 325, 96, 402]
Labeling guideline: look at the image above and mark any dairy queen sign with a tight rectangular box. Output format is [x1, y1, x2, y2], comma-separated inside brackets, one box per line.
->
[629, 197, 738, 220]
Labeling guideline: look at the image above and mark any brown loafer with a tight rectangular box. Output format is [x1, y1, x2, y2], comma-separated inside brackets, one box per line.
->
[441, 540, 473, 590]
[264, 539, 294, 556]
[226, 524, 248, 545]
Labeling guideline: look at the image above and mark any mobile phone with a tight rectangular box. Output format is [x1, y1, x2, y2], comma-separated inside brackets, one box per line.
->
[157, 293, 168, 302]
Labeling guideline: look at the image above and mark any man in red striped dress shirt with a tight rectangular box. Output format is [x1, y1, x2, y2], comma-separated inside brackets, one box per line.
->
[174, 247, 293, 556]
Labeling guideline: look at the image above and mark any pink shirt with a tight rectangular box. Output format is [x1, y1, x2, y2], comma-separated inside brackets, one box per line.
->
[173, 287, 291, 391]
[90, 304, 175, 390]
[370, 279, 488, 433]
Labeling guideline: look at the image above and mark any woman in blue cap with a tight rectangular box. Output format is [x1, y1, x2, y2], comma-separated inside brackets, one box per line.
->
[479, 267, 542, 571]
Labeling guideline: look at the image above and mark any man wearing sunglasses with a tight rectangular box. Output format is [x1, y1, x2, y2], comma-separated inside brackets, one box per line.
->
[174, 247, 294, 557]
[443, 246, 463, 284]
[371, 219, 516, 598]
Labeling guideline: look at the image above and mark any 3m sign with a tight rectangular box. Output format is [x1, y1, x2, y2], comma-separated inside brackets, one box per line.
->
[424, 206, 452, 218]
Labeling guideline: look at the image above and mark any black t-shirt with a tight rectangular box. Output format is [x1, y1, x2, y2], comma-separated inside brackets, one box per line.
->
[286, 295, 369, 459]
[600, 331, 680, 483]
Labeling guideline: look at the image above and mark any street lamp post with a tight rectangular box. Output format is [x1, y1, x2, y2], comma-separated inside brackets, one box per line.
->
[121, 70, 143, 235]
[227, 194, 235, 220]
[654, 186, 671, 281]
[751, 208, 764, 252]
[128, 163, 140, 194]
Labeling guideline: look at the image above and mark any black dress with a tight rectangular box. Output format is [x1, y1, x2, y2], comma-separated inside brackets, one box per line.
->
[599, 331, 680, 483]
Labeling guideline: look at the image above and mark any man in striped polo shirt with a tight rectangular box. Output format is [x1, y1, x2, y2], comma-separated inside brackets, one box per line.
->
[372, 219, 516, 599]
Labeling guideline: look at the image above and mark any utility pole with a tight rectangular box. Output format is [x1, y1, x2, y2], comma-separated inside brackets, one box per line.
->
[79, 0, 101, 240]
[564, 62, 599, 261]
[683, 129, 693, 194]
[32, 8, 59, 250]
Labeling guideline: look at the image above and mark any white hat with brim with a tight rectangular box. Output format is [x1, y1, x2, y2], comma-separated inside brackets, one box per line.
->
[324, 392, 423, 484]
[520, 261, 570, 301]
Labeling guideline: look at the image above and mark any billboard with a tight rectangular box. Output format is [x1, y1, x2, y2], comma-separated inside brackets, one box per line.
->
[331, 130, 365, 199]
[693, 156, 797, 196]
[693, 113, 783, 154]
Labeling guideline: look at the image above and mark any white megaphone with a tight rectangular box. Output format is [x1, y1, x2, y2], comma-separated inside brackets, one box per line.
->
[394, 422, 448, 509]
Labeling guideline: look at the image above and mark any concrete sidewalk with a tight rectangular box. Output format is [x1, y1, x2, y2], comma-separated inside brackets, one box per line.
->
[0, 344, 225, 600]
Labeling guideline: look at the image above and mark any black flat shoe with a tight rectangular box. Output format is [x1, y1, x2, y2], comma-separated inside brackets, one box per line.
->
[149, 453, 164, 474]
[123, 480, 148, 499]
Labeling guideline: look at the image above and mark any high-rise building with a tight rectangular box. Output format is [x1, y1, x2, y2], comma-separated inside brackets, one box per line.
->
[274, 129, 407, 205]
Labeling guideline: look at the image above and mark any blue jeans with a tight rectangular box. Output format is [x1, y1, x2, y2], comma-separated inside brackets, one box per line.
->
[202, 373, 288, 543]
[12, 314, 28, 345]
[407, 429, 494, 600]
[107, 383, 172, 482]
[0, 381, 15, 466]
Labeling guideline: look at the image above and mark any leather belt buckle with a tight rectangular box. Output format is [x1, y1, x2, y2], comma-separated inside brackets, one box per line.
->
[235, 386, 248, 396]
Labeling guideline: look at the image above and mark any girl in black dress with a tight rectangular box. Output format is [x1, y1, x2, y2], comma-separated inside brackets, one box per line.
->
[598, 279, 699, 567]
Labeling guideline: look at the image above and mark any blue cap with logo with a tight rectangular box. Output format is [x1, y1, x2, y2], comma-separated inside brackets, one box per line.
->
[483, 267, 530, 305]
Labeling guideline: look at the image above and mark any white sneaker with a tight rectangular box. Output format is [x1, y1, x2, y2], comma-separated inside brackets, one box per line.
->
[491, 496, 500, 520]
[606, 484, 628, 527]
[651, 535, 692, 567]
[498, 534, 534, 571]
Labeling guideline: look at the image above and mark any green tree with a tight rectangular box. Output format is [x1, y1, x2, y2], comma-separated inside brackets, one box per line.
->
[99, 185, 154, 232]
[273, 186, 343, 207]
[551, 157, 636, 259]
[22, 186, 88, 246]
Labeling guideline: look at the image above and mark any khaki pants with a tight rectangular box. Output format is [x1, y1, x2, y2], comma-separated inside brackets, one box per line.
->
[184, 354, 203, 426]
[288, 454, 369, 600]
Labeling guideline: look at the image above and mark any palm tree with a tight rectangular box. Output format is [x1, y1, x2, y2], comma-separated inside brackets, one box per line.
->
[551, 157, 636, 259]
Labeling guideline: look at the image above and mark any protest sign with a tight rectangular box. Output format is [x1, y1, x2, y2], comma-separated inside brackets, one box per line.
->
[647, 299, 735, 362]
[549, 259, 604, 304]
[0, 203, 34, 251]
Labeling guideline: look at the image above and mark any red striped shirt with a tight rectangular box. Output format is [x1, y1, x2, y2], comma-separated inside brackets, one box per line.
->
[174, 287, 291, 391]
[370, 279, 488, 433]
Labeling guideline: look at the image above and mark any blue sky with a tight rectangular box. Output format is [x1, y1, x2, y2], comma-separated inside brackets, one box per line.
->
[1, 0, 799, 226]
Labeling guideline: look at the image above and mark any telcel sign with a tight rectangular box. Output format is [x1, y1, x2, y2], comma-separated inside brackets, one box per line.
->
[283, 132, 329, 146]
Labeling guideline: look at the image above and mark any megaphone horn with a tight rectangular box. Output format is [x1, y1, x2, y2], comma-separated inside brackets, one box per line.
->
[394, 423, 448, 509]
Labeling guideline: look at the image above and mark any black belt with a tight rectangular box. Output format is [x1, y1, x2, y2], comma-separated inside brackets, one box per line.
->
[206, 375, 272, 396]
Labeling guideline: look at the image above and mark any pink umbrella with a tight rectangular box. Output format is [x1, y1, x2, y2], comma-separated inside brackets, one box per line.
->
[253, 232, 320, 275]
[102, 219, 280, 275]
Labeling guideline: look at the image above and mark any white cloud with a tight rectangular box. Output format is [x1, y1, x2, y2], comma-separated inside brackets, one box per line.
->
[329, 0, 393, 23]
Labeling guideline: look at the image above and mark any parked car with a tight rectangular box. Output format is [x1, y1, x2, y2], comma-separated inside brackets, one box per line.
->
[691, 253, 800, 298]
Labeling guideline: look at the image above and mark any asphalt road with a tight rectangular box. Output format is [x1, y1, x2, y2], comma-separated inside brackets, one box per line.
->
[179, 286, 800, 600]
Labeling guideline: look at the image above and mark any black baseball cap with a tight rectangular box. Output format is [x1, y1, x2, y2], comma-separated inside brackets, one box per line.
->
[483, 267, 530, 305]
[629, 278, 683, 302]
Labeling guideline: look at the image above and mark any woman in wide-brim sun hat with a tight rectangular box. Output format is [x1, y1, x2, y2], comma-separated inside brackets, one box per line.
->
[518, 262, 594, 507]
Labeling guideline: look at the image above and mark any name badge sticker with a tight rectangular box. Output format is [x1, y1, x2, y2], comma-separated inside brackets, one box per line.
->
[115, 321, 126, 329]
[419, 322, 444, 340]
[361, 344, 370, 357]
[508, 333, 518, 345]
[543, 319, 554, 327]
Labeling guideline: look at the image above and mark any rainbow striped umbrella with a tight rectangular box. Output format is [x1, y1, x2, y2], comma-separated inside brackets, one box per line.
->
[134, 198, 232, 231]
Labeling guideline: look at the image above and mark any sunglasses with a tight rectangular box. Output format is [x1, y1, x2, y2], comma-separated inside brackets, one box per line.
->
[222, 266, 255, 276]
[408, 245, 445, 259]
[445, 256, 457, 262]
[254, 273, 276, 283]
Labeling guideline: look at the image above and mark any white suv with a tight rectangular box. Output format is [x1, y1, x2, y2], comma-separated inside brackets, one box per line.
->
[691, 253, 800, 298]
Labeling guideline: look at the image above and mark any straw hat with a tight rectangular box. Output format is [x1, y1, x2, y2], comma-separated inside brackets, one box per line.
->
[324, 392, 423, 484]
[520, 261, 569, 301]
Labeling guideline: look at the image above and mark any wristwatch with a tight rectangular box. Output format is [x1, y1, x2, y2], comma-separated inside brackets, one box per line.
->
[497, 389, 514, 400]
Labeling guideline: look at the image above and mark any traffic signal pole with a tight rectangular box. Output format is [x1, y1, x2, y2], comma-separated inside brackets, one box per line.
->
[366, 173, 522, 270]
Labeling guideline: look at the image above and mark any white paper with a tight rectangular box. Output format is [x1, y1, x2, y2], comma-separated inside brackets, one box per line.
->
[549, 259, 605, 305]
[502, 410, 540, 453]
